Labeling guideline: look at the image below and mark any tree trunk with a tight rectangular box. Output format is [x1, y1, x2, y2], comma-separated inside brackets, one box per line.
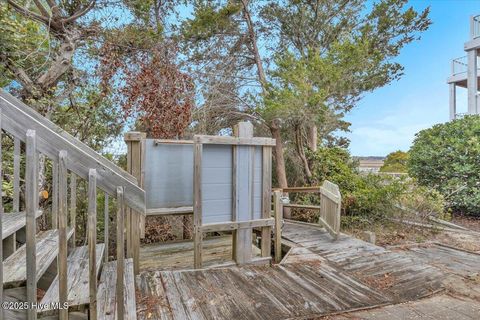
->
[294, 125, 312, 180]
[307, 125, 318, 152]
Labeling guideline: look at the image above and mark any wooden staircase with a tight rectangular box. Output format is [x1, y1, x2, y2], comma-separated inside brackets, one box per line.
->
[0, 90, 145, 319]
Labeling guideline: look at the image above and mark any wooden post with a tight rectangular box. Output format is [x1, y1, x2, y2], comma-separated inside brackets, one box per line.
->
[233, 122, 253, 264]
[52, 160, 58, 228]
[13, 137, 20, 212]
[70, 173, 77, 248]
[88, 169, 97, 320]
[193, 142, 203, 269]
[116, 186, 125, 320]
[104, 192, 109, 263]
[261, 146, 272, 258]
[273, 191, 283, 263]
[124, 132, 146, 275]
[26, 130, 37, 320]
[58, 150, 68, 320]
[0, 111, 3, 320]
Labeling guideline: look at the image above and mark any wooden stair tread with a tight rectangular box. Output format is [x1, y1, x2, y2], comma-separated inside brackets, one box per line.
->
[3, 228, 74, 288]
[39, 243, 105, 312]
[2, 210, 43, 239]
[97, 259, 137, 320]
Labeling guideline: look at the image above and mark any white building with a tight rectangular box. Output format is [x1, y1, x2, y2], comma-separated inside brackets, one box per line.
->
[447, 15, 480, 120]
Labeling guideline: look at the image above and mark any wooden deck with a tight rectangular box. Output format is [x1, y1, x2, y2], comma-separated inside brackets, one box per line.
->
[139, 235, 261, 272]
[135, 221, 480, 319]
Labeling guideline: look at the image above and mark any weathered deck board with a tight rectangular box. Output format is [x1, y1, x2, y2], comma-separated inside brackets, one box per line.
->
[39, 244, 105, 313]
[283, 222, 444, 303]
[332, 294, 480, 320]
[137, 261, 388, 320]
[2, 210, 43, 239]
[3, 228, 73, 288]
[97, 258, 137, 320]
[139, 235, 261, 272]
[404, 243, 480, 277]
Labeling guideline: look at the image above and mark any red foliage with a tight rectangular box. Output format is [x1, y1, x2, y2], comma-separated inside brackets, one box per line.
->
[99, 42, 194, 138]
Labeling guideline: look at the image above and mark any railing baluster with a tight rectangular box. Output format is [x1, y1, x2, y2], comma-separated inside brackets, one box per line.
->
[52, 160, 58, 229]
[88, 169, 98, 320]
[26, 130, 37, 320]
[104, 192, 109, 263]
[13, 137, 20, 212]
[0, 111, 4, 320]
[70, 173, 77, 248]
[58, 151, 68, 320]
[116, 186, 125, 320]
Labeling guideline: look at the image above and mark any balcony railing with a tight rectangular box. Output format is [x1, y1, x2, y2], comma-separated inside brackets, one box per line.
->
[452, 56, 468, 75]
[451, 55, 480, 76]
[472, 15, 480, 39]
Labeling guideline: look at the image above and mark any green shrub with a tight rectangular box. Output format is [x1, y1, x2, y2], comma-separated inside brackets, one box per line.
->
[291, 147, 446, 225]
[380, 150, 409, 173]
[408, 115, 480, 215]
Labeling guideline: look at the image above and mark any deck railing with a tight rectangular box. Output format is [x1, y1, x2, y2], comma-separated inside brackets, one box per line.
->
[451, 55, 480, 76]
[0, 90, 145, 320]
[279, 180, 341, 240]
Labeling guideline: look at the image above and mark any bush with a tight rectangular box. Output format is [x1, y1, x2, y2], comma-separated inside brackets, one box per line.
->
[380, 150, 409, 173]
[288, 147, 446, 226]
[408, 116, 480, 215]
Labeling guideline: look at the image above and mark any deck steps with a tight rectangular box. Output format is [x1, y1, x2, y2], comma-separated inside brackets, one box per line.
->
[97, 259, 137, 320]
[3, 228, 74, 288]
[2, 210, 43, 239]
[39, 243, 105, 313]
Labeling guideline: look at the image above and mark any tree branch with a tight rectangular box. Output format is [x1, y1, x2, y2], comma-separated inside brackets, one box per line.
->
[62, 0, 96, 24]
[6, 0, 50, 25]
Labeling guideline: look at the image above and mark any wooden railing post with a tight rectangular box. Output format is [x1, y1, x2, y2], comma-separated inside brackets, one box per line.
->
[58, 150, 68, 320]
[88, 169, 98, 319]
[273, 191, 283, 263]
[124, 132, 146, 275]
[70, 173, 77, 248]
[0, 111, 4, 320]
[261, 146, 273, 258]
[13, 137, 20, 212]
[116, 186, 125, 320]
[52, 160, 58, 228]
[104, 192, 109, 263]
[26, 130, 38, 320]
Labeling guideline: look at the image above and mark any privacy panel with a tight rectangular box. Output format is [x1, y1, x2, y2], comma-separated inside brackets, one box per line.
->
[144, 139, 193, 209]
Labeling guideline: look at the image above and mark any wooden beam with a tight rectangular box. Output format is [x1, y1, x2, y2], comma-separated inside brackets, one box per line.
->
[12, 137, 20, 212]
[52, 160, 58, 228]
[0, 111, 3, 320]
[277, 186, 321, 193]
[58, 150, 68, 320]
[282, 204, 321, 210]
[146, 206, 193, 216]
[193, 142, 203, 269]
[104, 192, 109, 263]
[153, 139, 193, 145]
[273, 191, 282, 263]
[193, 135, 276, 146]
[116, 186, 125, 320]
[69, 173, 77, 248]
[261, 146, 272, 258]
[88, 169, 97, 320]
[25, 130, 37, 320]
[200, 218, 274, 233]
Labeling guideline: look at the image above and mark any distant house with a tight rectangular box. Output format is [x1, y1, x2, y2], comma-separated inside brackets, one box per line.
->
[448, 15, 480, 120]
[356, 157, 385, 173]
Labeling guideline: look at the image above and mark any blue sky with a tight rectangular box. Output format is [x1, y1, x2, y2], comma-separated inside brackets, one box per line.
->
[346, 0, 478, 156]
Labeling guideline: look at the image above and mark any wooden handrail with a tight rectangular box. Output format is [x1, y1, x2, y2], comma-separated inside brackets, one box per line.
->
[0, 90, 145, 214]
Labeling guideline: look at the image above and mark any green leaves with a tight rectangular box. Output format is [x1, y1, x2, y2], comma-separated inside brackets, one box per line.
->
[409, 116, 480, 214]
